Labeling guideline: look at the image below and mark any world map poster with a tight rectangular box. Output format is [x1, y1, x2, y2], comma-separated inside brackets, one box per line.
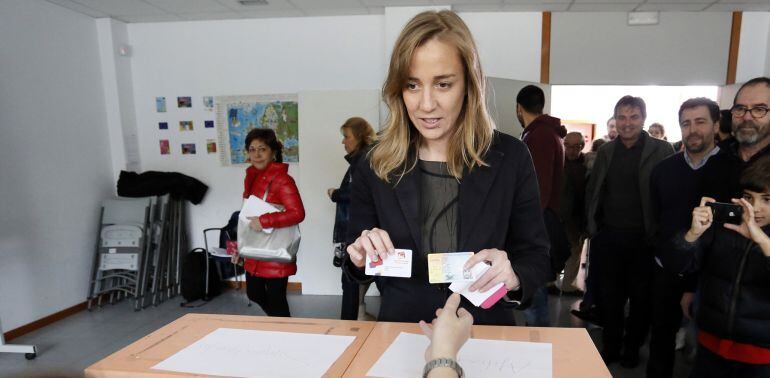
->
[216, 94, 299, 166]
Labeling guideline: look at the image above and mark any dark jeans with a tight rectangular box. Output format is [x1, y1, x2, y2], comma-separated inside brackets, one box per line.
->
[340, 271, 360, 320]
[692, 344, 770, 378]
[591, 229, 653, 358]
[647, 264, 686, 378]
[245, 273, 290, 317]
[582, 237, 600, 309]
[340, 272, 383, 320]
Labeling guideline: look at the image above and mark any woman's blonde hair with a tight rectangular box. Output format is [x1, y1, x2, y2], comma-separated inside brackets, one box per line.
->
[341, 117, 376, 154]
[370, 10, 494, 183]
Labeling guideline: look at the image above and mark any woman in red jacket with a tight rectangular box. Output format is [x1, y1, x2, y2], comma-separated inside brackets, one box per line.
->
[236, 128, 305, 317]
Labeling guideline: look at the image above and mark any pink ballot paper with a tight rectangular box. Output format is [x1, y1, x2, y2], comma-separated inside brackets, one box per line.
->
[449, 262, 507, 309]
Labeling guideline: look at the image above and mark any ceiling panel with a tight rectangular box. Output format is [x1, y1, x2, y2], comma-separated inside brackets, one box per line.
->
[502, 0, 572, 3]
[179, 11, 244, 20]
[144, 0, 231, 14]
[358, 0, 434, 6]
[70, 0, 169, 16]
[637, 3, 711, 11]
[290, 0, 365, 8]
[569, 2, 639, 11]
[451, 4, 504, 11]
[238, 8, 306, 18]
[443, 0, 503, 4]
[706, 3, 770, 11]
[117, 14, 184, 22]
[217, 0, 298, 11]
[501, 3, 571, 11]
[45, 0, 109, 17]
[571, 0, 641, 3]
[302, 7, 372, 16]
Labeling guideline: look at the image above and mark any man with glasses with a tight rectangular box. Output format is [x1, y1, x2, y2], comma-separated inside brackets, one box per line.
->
[559, 132, 588, 295]
[704, 77, 770, 201]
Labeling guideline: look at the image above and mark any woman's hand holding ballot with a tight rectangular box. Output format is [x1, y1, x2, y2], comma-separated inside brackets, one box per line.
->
[463, 249, 520, 292]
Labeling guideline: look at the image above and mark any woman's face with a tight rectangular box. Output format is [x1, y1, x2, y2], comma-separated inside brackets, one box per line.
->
[402, 38, 466, 150]
[342, 128, 359, 154]
[247, 139, 274, 170]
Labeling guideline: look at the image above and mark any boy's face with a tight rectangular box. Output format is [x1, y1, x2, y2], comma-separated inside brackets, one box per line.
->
[743, 189, 770, 227]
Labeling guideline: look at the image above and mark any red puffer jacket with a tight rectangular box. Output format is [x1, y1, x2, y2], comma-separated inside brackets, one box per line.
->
[242, 162, 305, 278]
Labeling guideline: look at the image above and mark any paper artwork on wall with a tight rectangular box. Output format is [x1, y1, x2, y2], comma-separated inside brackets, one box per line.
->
[205, 120, 214, 129]
[177, 96, 192, 108]
[159, 122, 168, 130]
[203, 96, 214, 111]
[159, 140, 170, 155]
[156, 97, 166, 113]
[207, 139, 217, 154]
[216, 94, 299, 166]
[179, 121, 193, 131]
[182, 143, 196, 155]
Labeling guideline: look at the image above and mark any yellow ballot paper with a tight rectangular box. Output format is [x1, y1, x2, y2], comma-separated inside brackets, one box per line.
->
[427, 252, 477, 284]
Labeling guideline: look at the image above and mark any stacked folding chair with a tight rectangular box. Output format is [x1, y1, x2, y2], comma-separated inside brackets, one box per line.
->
[87, 195, 187, 311]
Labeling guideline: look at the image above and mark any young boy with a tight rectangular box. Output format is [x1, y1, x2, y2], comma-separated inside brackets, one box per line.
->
[670, 154, 770, 377]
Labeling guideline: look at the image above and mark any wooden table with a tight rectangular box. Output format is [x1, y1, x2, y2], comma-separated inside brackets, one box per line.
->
[84, 314, 375, 377]
[86, 314, 609, 377]
[344, 322, 611, 378]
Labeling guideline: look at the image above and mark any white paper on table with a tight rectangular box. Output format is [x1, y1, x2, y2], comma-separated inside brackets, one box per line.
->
[240, 195, 278, 233]
[152, 328, 356, 378]
[449, 262, 505, 307]
[366, 332, 552, 378]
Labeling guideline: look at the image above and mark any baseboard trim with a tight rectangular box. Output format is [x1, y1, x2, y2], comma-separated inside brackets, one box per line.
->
[4, 301, 87, 342]
[226, 281, 302, 293]
[5, 281, 302, 341]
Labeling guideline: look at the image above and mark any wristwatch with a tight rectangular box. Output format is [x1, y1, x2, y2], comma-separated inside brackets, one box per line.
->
[423, 357, 464, 378]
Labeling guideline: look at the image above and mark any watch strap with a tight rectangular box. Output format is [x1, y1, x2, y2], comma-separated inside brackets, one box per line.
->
[423, 357, 464, 378]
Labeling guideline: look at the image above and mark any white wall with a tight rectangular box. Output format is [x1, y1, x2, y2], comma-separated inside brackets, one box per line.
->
[462, 12, 541, 82]
[551, 12, 732, 85]
[127, 16, 386, 294]
[0, 0, 113, 331]
[737, 12, 770, 83]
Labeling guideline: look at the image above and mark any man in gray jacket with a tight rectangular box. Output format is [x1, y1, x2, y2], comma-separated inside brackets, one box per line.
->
[585, 95, 674, 368]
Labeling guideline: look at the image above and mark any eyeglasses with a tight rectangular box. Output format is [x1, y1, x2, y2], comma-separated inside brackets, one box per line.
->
[731, 105, 769, 119]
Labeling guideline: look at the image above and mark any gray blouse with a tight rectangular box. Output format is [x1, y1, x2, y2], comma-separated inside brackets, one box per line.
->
[419, 160, 459, 257]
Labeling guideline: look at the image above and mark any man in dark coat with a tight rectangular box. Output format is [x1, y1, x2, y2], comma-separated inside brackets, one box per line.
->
[585, 95, 675, 367]
[517, 84, 569, 327]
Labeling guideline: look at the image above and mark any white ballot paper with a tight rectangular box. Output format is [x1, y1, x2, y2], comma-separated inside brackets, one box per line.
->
[152, 328, 355, 378]
[449, 262, 506, 308]
[367, 332, 552, 378]
[240, 195, 278, 234]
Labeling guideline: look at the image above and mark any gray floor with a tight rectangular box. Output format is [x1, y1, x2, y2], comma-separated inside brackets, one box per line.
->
[0, 289, 694, 377]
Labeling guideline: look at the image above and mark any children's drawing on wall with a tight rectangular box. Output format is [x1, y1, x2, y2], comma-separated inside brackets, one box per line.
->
[215, 94, 299, 166]
[203, 96, 214, 111]
[177, 96, 192, 108]
[159, 122, 168, 130]
[181, 143, 196, 155]
[206, 139, 217, 154]
[205, 120, 214, 129]
[159, 139, 170, 155]
[156, 97, 166, 113]
[179, 121, 193, 131]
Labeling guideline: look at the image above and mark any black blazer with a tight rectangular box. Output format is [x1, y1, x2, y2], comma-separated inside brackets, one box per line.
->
[344, 131, 551, 325]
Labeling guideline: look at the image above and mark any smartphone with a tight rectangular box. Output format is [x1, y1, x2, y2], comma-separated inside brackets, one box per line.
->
[706, 202, 743, 225]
